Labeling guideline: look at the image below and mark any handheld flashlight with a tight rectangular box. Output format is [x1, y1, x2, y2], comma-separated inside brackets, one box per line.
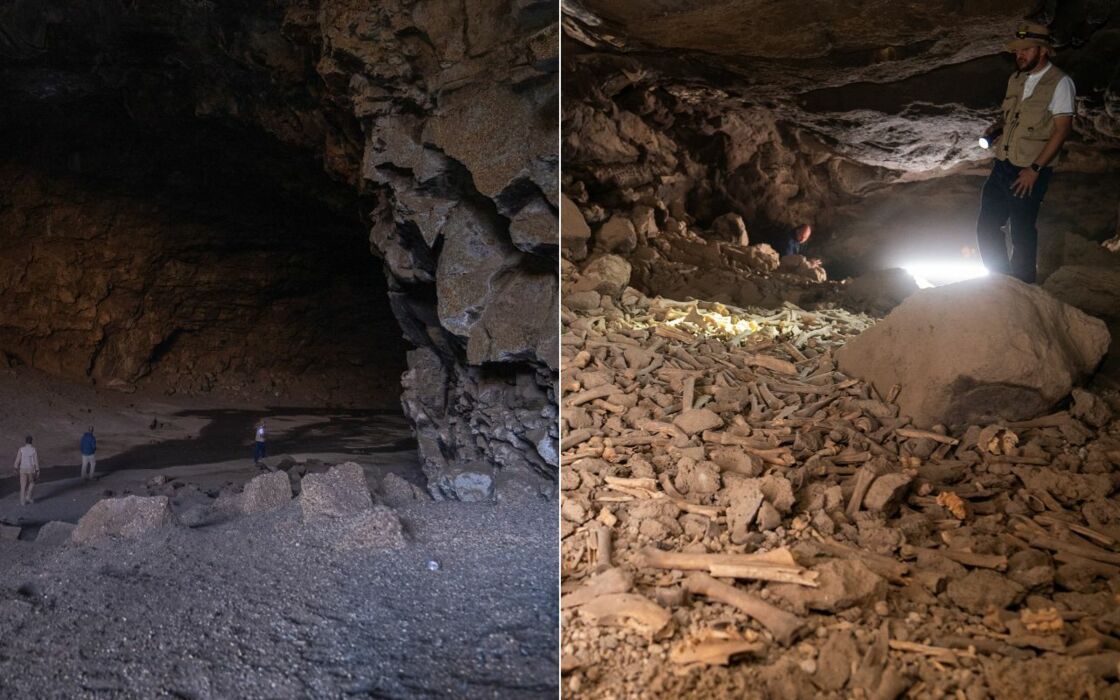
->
[979, 126, 1002, 149]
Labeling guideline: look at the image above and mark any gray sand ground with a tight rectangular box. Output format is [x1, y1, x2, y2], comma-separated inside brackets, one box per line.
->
[0, 369, 558, 698]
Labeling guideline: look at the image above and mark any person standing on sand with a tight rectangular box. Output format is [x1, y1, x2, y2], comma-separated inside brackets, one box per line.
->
[80, 426, 97, 480]
[14, 435, 39, 506]
[253, 421, 266, 465]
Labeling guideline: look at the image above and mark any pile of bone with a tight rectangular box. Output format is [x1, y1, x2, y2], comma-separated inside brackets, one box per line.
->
[559, 264, 1120, 699]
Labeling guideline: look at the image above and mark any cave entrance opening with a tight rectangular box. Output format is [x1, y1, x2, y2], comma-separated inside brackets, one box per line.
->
[0, 92, 420, 499]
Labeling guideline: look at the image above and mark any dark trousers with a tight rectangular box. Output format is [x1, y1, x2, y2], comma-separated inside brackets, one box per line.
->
[976, 159, 1053, 283]
[254, 441, 266, 462]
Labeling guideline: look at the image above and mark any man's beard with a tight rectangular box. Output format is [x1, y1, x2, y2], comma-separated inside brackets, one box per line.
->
[1017, 54, 1041, 72]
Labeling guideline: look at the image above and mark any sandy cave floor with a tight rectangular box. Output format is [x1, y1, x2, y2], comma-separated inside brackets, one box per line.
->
[0, 368, 559, 698]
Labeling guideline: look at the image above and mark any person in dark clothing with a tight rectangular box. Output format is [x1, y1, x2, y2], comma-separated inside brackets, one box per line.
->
[80, 426, 97, 480]
[976, 22, 1074, 283]
[782, 224, 812, 257]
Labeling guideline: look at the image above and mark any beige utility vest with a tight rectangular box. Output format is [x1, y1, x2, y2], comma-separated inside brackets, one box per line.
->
[994, 64, 1067, 168]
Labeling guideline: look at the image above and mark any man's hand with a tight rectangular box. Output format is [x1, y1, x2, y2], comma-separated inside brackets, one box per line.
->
[1011, 167, 1040, 198]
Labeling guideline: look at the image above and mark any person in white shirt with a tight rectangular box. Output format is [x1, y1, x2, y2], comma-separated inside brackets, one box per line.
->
[13, 435, 39, 506]
[253, 422, 266, 465]
[976, 22, 1075, 283]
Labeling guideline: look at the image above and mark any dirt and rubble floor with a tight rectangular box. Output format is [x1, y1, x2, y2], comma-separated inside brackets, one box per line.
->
[0, 368, 558, 698]
[559, 284, 1120, 700]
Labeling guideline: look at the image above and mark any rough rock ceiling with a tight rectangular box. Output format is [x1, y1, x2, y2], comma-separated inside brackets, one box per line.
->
[563, 0, 1120, 175]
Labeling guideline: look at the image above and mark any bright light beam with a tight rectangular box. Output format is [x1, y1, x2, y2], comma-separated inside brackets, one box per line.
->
[902, 261, 989, 289]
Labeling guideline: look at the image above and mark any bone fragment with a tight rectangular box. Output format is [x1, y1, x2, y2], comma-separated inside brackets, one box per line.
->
[579, 593, 672, 637]
[683, 572, 804, 646]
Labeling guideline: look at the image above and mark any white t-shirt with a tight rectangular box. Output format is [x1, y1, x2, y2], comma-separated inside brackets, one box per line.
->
[255, 426, 265, 443]
[1022, 63, 1076, 116]
[15, 445, 38, 471]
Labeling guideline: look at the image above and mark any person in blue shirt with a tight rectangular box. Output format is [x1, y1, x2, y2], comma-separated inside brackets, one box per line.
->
[80, 426, 97, 480]
[782, 224, 812, 257]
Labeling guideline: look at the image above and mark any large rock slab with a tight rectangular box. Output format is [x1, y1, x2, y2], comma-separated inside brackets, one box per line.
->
[561, 194, 592, 260]
[72, 496, 177, 543]
[36, 521, 75, 547]
[843, 268, 919, 316]
[1042, 265, 1120, 320]
[241, 471, 293, 515]
[298, 463, 374, 521]
[836, 276, 1110, 428]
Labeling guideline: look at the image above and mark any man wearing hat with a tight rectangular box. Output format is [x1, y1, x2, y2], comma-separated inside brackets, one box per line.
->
[976, 22, 1075, 283]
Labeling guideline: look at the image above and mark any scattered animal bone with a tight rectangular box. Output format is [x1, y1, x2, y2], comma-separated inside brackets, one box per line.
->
[561, 567, 634, 609]
[669, 639, 765, 667]
[560, 276, 1120, 697]
[638, 547, 819, 586]
[578, 593, 673, 638]
[683, 573, 804, 646]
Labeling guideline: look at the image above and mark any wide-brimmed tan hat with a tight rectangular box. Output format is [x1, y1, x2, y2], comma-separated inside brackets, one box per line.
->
[1006, 22, 1054, 51]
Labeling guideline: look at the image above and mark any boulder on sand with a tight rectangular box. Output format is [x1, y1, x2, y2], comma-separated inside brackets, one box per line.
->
[299, 462, 373, 520]
[836, 276, 1110, 428]
[241, 471, 293, 514]
[71, 495, 177, 543]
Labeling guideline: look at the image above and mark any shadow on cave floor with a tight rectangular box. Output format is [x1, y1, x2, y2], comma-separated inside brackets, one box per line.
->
[0, 407, 417, 500]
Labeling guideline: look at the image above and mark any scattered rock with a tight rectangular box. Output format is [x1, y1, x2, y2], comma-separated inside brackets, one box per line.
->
[1042, 265, 1120, 321]
[35, 521, 74, 547]
[572, 255, 632, 298]
[1071, 388, 1112, 428]
[946, 570, 1025, 615]
[710, 213, 749, 245]
[298, 463, 373, 520]
[723, 479, 765, 544]
[261, 454, 297, 471]
[329, 507, 406, 551]
[71, 496, 177, 543]
[862, 473, 913, 515]
[673, 408, 723, 435]
[561, 194, 591, 260]
[742, 244, 780, 273]
[595, 215, 637, 254]
[772, 559, 886, 613]
[780, 254, 827, 282]
[378, 472, 430, 508]
[240, 471, 293, 514]
[433, 461, 495, 502]
[756, 501, 781, 531]
[815, 632, 857, 691]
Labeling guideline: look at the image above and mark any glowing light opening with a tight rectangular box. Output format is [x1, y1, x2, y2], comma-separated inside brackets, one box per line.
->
[902, 261, 989, 289]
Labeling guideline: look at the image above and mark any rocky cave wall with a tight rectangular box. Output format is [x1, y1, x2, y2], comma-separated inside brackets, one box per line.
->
[0, 102, 407, 405]
[1, 0, 559, 498]
[562, 0, 1120, 293]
